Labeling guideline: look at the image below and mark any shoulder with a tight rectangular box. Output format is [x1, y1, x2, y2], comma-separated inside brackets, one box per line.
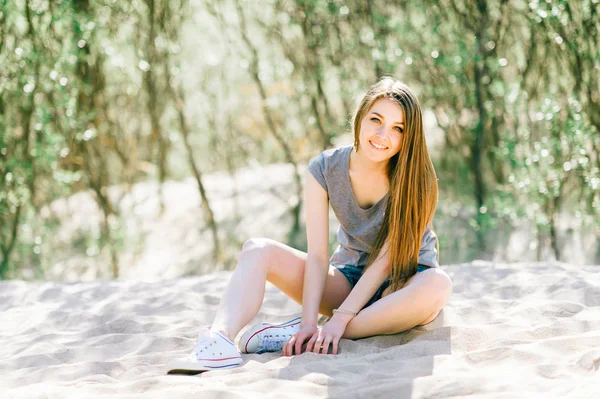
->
[421, 223, 438, 244]
[307, 146, 350, 191]
[311, 145, 351, 165]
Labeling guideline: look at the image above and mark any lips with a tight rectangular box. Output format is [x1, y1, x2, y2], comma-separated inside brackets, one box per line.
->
[369, 140, 388, 150]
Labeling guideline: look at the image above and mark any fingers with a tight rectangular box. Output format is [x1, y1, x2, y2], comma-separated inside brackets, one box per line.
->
[332, 337, 339, 355]
[305, 333, 318, 353]
[311, 335, 322, 354]
[294, 332, 306, 356]
[283, 331, 340, 356]
[311, 333, 322, 353]
[320, 336, 332, 355]
[313, 334, 340, 354]
[282, 334, 297, 357]
[283, 332, 309, 356]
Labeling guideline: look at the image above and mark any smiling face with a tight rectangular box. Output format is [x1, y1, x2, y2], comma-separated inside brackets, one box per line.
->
[357, 97, 405, 161]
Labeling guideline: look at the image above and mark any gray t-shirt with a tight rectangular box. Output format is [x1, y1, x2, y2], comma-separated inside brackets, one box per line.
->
[307, 145, 440, 268]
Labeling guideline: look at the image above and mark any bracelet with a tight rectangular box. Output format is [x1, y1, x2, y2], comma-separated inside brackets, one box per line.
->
[333, 308, 358, 317]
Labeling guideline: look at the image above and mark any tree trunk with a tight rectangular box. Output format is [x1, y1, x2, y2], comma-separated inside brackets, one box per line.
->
[471, 0, 489, 256]
[549, 196, 561, 261]
[0, 205, 21, 279]
[174, 90, 222, 263]
[144, 0, 168, 215]
[72, 0, 120, 278]
[235, 0, 304, 245]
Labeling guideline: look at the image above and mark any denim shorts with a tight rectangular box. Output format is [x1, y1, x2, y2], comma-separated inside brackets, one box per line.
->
[335, 264, 431, 309]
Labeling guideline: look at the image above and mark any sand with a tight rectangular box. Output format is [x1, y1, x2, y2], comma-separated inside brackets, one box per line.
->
[1, 261, 599, 398]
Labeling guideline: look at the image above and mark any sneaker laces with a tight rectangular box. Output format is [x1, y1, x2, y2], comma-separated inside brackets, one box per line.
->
[192, 331, 221, 359]
[256, 326, 296, 354]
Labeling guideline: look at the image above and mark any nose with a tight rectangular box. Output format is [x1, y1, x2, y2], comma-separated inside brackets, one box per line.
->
[376, 126, 387, 139]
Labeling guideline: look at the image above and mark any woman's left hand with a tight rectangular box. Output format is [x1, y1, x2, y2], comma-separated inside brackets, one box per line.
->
[305, 317, 349, 355]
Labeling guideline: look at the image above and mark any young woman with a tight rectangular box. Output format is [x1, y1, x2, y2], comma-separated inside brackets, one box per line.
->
[167, 77, 452, 373]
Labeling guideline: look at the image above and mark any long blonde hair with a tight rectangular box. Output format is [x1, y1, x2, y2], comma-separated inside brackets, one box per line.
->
[356, 77, 439, 293]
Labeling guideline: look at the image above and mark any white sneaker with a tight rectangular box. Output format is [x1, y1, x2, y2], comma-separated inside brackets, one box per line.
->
[166, 328, 243, 374]
[238, 317, 302, 354]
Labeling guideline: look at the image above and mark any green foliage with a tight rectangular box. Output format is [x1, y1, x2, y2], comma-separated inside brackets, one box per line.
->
[1, 0, 599, 280]
[509, 97, 597, 226]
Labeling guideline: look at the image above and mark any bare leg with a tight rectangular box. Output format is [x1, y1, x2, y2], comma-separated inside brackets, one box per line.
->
[342, 268, 452, 339]
[209, 238, 352, 341]
[210, 240, 270, 341]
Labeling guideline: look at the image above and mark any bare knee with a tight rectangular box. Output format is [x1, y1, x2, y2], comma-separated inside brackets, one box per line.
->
[242, 237, 276, 253]
[241, 238, 275, 270]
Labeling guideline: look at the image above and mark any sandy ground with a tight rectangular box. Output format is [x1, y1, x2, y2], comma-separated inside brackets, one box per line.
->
[1, 261, 599, 398]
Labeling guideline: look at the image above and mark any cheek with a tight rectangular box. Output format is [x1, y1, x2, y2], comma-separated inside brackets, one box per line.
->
[359, 121, 371, 136]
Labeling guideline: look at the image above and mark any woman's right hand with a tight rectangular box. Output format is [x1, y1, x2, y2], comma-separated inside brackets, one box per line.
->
[282, 324, 318, 356]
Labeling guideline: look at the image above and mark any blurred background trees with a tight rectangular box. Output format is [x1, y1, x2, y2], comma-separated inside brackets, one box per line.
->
[1, 0, 598, 280]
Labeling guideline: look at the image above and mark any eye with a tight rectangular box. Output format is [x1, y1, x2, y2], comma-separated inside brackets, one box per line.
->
[394, 126, 404, 133]
[370, 117, 381, 123]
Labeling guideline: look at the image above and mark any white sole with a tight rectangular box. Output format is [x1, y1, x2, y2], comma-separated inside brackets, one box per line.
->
[239, 317, 302, 354]
[166, 356, 242, 374]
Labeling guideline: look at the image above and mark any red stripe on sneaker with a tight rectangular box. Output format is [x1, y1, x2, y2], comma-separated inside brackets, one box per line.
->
[244, 320, 301, 353]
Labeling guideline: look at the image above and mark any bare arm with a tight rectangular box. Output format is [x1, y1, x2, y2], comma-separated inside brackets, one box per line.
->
[283, 163, 331, 357]
[304, 240, 392, 355]
[301, 172, 330, 327]
[333, 240, 391, 318]
[337, 225, 439, 316]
